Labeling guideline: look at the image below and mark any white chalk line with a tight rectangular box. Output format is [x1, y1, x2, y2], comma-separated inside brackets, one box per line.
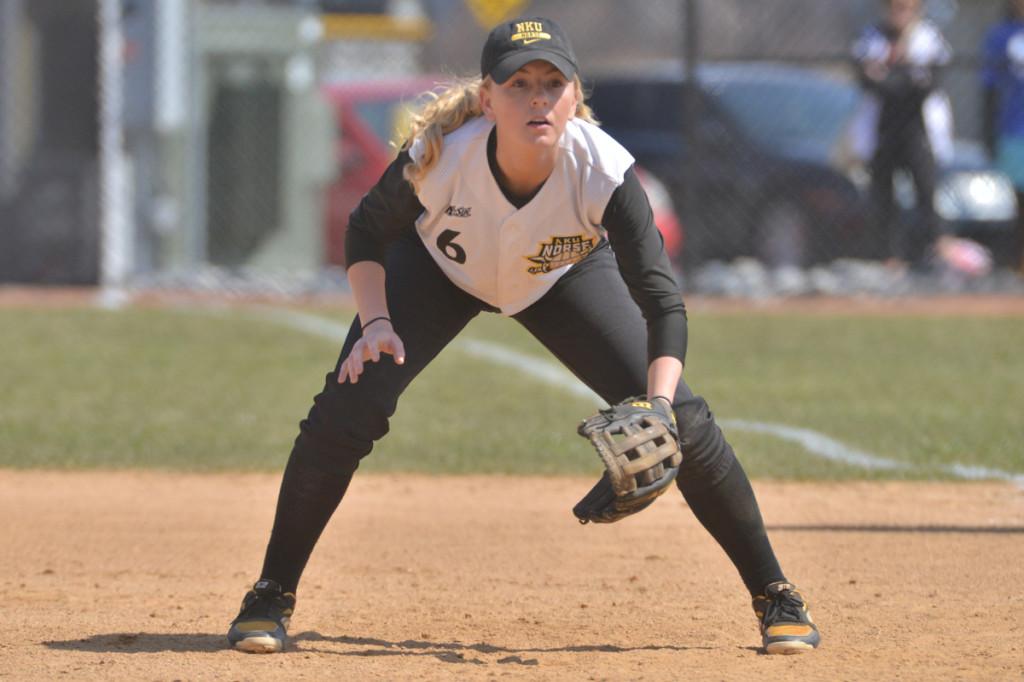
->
[255, 307, 1024, 486]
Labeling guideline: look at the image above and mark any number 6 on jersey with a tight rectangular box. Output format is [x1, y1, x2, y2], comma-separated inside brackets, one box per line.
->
[436, 229, 467, 264]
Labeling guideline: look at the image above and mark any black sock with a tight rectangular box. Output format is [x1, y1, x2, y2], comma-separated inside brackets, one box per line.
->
[258, 454, 354, 595]
[678, 459, 785, 597]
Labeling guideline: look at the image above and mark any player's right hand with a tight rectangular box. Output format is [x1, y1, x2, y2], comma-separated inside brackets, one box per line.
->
[338, 323, 406, 384]
[864, 60, 888, 81]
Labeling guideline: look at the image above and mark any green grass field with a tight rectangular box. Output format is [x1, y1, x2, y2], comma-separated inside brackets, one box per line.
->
[1, 304, 1021, 480]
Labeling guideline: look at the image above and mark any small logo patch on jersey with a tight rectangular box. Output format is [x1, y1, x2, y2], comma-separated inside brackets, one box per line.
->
[444, 205, 472, 218]
[525, 235, 595, 274]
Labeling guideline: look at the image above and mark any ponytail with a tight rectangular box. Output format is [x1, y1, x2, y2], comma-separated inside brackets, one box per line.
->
[402, 77, 485, 189]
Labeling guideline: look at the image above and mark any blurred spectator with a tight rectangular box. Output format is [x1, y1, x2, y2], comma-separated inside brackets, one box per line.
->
[852, 0, 954, 269]
[982, 0, 1024, 270]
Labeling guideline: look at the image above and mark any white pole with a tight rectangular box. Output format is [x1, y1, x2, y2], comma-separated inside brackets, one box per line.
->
[97, 0, 132, 306]
[154, 0, 187, 134]
[0, 0, 20, 201]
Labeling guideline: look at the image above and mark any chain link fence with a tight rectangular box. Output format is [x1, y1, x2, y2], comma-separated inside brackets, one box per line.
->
[1, 0, 1021, 295]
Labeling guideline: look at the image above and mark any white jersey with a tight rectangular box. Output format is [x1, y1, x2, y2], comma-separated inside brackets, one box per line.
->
[851, 19, 951, 69]
[408, 117, 634, 315]
[850, 19, 954, 164]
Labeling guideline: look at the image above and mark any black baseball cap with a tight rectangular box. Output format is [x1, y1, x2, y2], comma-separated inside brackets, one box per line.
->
[480, 17, 578, 84]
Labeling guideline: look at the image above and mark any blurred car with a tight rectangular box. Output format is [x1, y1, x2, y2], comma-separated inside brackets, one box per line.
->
[322, 77, 436, 265]
[322, 77, 684, 267]
[586, 64, 1019, 269]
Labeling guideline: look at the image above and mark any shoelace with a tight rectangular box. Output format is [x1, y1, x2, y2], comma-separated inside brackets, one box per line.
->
[764, 589, 806, 625]
[239, 592, 283, 619]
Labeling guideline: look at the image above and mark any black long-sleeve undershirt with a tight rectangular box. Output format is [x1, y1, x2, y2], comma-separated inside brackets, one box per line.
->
[344, 145, 687, 364]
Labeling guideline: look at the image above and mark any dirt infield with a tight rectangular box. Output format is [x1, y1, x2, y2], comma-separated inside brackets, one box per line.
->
[2, 472, 1022, 681]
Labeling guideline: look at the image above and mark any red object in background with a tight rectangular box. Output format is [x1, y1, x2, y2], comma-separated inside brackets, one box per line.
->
[634, 166, 684, 260]
[322, 78, 684, 267]
[322, 78, 439, 265]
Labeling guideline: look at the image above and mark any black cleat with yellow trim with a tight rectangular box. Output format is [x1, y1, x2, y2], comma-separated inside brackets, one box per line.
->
[752, 581, 820, 654]
[227, 579, 296, 653]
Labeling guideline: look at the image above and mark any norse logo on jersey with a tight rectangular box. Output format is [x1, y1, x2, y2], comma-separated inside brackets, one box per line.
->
[525, 235, 595, 274]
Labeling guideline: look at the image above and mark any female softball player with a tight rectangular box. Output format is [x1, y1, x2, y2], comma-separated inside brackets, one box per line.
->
[227, 16, 820, 656]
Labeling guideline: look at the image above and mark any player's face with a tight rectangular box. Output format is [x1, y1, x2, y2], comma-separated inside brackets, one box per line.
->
[482, 61, 578, 151]
[887, 0, 920, 30]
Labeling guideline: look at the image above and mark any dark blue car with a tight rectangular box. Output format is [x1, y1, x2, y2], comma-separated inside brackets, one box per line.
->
[588, 63, 1018, 269]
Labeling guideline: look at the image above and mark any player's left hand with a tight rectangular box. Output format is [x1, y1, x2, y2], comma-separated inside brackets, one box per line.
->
[572, 396, 682, 524]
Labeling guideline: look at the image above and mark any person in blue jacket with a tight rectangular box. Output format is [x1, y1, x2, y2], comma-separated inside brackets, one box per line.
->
[982, 0, 1024, 269]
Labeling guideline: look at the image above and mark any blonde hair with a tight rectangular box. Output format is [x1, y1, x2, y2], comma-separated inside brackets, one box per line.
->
[402, 75, 598, 190]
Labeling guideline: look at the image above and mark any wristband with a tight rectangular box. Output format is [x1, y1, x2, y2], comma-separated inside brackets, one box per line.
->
[360, 316, 391, 332]
[650, 395, 677, 427]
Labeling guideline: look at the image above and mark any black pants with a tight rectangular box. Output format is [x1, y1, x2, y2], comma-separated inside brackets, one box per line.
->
[261, 234, 783, 596]
[870, 126, 941, 264]
[1015, 190, 1024, 271]
[294, 235, 732, 481]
